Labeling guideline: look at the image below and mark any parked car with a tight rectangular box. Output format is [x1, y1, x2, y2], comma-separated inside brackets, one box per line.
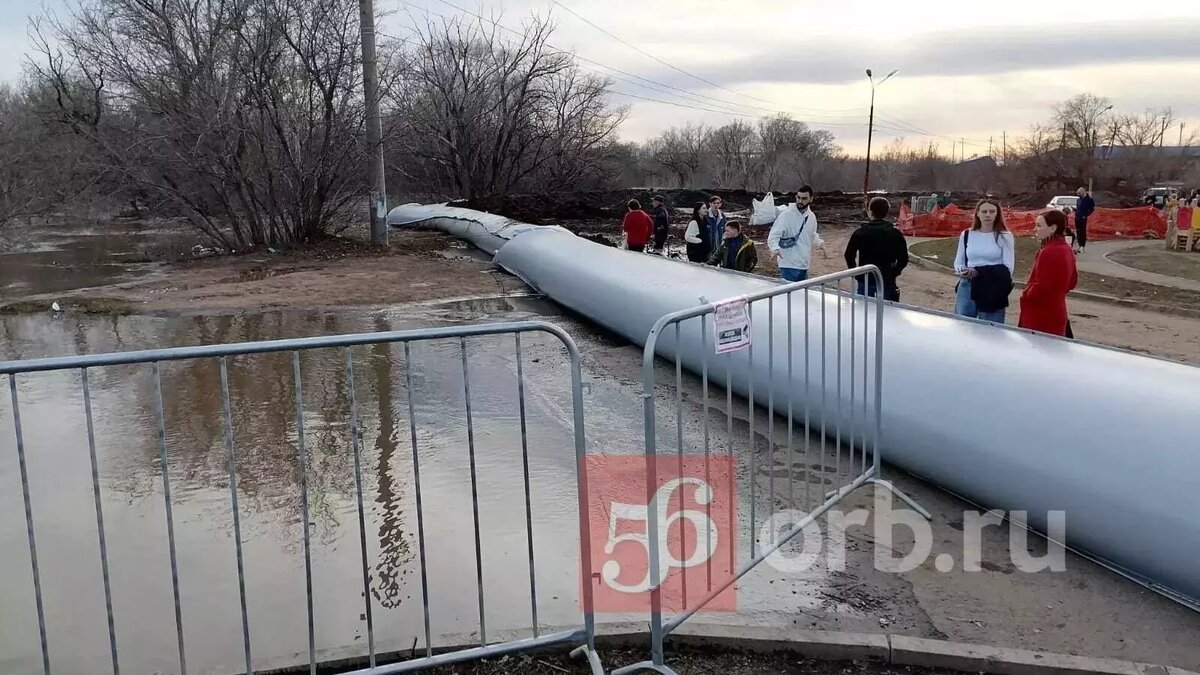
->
[1046, 195, 1078, 212]
[1143, 187, 1178, 209]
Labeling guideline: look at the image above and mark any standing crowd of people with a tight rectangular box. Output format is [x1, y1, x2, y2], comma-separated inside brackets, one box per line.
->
[618, 188, 1081, 338]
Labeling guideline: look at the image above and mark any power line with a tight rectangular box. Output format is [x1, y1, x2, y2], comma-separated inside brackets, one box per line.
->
[400, 1, 991, 149]
[427, 0, 869, 124]
[549, 0, 776, 106]
[611, 90, 916, 137]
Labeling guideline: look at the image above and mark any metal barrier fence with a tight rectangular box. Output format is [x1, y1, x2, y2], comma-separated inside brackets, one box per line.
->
[0, 321, 603, 675]
[614, 266, 930, 675]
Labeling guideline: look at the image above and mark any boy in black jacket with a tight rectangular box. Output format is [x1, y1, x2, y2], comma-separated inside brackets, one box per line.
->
[844, 197, 908, 301]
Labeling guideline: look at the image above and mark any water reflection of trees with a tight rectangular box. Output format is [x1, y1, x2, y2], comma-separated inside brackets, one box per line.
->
[91, 311, 415, 604]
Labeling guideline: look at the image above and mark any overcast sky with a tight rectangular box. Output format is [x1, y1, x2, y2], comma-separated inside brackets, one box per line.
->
[5, 0, 1199, 155]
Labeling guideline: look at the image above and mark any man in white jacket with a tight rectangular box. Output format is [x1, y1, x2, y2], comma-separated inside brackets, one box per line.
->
[767, 185, 824, 281]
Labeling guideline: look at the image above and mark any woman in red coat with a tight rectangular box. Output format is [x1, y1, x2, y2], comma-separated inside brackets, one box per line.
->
[1018, 210, 1078, 336]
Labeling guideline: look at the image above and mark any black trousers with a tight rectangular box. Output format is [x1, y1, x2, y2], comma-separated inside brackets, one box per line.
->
[857, 276, 900, 302]
[1075, 218, 1088, 249]
[628, 243, 645, 252]
[653, 226, 669, 250]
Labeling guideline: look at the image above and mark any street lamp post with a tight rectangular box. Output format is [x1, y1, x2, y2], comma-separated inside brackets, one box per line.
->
[863, 68, 898, 211]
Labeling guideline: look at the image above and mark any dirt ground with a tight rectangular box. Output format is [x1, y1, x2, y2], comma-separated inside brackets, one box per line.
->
[345, 646, 955, 675]
[9, 221, 1199, 365]
[1, 231, 527, 315]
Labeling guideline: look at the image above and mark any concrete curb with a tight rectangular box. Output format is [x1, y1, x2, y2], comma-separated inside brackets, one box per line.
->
[628, 624, 1199, 675]
[907, 252, 1200, 319]
[254, 621, 1199, 674]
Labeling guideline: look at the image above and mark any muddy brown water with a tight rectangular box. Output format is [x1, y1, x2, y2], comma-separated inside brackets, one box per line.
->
[0, 220, 190, 299]
[0, 297, 855, 675]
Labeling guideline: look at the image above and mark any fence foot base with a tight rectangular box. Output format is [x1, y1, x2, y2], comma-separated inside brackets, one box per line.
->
[611, 660, 679, 675]
[570, 644, 605, 675]
[869, 478, 933, 520]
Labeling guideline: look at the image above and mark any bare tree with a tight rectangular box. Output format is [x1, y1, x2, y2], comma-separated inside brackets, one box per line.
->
[709, 120, 757, 188]
[648, 123, 709, 187]
[32, 0, 371, 249]
[386, 15, 625, 199]
[756, 114, 837, 189]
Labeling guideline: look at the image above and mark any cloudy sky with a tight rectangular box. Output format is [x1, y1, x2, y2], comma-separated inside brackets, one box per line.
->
[4, 0, 1199, 155]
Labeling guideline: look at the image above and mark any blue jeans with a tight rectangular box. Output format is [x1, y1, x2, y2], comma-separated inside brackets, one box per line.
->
[955, 278, 1006, 323]
[780, 267, 807, 282]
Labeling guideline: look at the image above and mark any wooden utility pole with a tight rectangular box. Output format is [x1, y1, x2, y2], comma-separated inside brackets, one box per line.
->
[360, 0, 388, 245]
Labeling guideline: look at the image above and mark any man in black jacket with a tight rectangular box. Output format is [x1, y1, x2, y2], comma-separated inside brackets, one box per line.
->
[844, 197, 908, 301]
[650, 195, 670, 253]
[1074, 187, 1095, 253]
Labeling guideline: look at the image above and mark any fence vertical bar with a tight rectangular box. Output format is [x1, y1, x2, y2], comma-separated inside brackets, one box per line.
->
[725, 348, 735, 577]
[291, 352, 316, 674]
[514, 334, 539, 637]
[9, 373, 50, 675]
[835, 280, 843, 481]
[403, 342, 433, 657]
[767, 298, 775, 543]
[819, 284, 828, 504]
[701, 314, 712, 590]
[804, 289, 812, 512]
[849, 283, 857, 475]
[747, 319, 756, 559]
[343, 349, 376, 666]
[787, 293, 795, 511]
[81, 368, 120, 675]
[862, 286, 870, 476]
[151, 363, 187, 675]
[642, 329, 666, 667]
[674, 323, 686, 608]
[873, 276, 885, 479]
[460, 337, 487, 646]
[218, 357, 253, 674]
[565, 333, 598, 662]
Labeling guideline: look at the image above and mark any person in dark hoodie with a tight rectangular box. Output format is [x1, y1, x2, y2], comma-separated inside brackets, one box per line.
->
[707, 221, 757, 273]
[844, 197, 909, 301]
[650, 195, 671, 253]
[1073, 187, 1095, 253]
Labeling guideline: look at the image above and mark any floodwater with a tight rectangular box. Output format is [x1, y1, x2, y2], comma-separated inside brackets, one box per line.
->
[0, 220, 187, 298]
[0, 299, 853, 675]
[0, 302, 603, 675]
[0, 224, 847, 675]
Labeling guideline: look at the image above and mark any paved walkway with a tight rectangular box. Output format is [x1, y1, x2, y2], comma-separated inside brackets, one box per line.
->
[907, 236, 1200, 292]
[1078, 239, 1200, 292]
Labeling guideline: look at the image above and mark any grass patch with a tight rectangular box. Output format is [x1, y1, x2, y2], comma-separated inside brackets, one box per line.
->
[1108, 243, 1200, 283]
[909, 237, 1200, 311]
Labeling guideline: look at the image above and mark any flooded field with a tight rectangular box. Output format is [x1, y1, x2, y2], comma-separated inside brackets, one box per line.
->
[0, 296, 860, 675]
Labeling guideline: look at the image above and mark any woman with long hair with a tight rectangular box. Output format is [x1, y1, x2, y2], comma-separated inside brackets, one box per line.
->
[1019, 209, 1078, 336]
[684, 202, 711, 262]
[952, 198, 1015, 323]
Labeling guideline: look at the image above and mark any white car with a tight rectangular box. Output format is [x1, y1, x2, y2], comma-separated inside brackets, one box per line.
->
[1046, 195, 1078, 212]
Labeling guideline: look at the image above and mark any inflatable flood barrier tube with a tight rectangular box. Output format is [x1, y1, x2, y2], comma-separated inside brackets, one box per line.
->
[388, 203, 1200, 609]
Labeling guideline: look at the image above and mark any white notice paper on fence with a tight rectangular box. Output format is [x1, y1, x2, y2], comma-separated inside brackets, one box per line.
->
[713, 297, 751, 354]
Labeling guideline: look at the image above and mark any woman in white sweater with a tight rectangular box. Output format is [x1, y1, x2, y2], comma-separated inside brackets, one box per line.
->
[684, 202, 711, 262]
[953, 199, 1015, 323]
